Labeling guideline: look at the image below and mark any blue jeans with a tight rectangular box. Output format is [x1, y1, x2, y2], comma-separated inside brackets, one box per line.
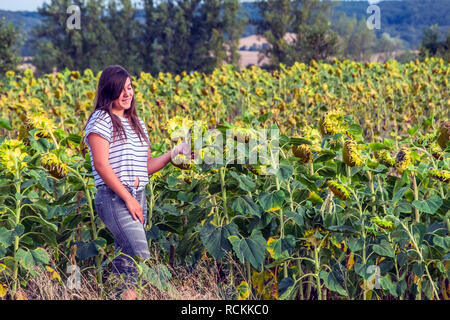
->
[94, 184, 150, 286]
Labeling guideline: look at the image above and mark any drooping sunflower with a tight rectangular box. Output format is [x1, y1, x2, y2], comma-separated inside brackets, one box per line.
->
[342, 139, 363, 167]
[318, 109, 345, 137]
[0, 139, 28, 175]
[437, 121, 449, 149]
[395, 146, 412, 174]
[292, 144, 312, 163]
[374, 150, 395, 167]
[328, 180, 351, 200]
[41, 152, 68, 179]
[171, 154, 194, 171]
[371, 216, 394, 230]
[428, 169, 450, 184]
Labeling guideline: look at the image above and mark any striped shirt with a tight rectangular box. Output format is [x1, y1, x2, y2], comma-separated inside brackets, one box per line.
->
[83, 110, 150, 190]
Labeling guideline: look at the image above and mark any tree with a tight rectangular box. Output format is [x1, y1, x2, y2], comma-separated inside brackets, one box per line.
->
[106, 0, 142, 75]
[31, 0, 117, 74]
[256, 0, 338, 68]
[0, 16, 22, 75]
[223, 0, 247, 68]
[420, 24, 450, 60]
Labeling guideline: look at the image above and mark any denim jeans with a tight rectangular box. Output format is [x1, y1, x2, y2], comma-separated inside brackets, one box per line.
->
[94, 184, 150, 286]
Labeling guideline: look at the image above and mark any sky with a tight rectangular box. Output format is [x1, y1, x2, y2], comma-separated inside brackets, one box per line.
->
[0, 0, 383, 12]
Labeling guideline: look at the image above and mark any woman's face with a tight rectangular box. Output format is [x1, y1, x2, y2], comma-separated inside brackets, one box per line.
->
[113, 77, 134, 112]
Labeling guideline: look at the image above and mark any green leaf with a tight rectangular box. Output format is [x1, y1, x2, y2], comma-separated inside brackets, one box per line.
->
[392, 187, 409, 203]
[31, 248, 50, 265]
[228, 230, 266, 270]
[200, 222, 239, 260]
[278, 277, 296, 300]
[412, 196, 443, 214]
[379, 274, 398, 297]
[16, 249, 34, 271]
[347, 124, 363, 137]
[372, 240, 395, 258]
[285, 207, 304, 227]
[0, 118, 12, 130]
[347, 238, 363, 252]
[259, 190, 285, 212]
[230, 196, 261, 217]
[368, 142, 389, 152]
[275, 164, 294, 181]
[314, 151, 336, 163]
[433, 235, 450, 251]
[229, 171, 256, 192]
[322, 263, 347, 296]
[267, 235, 295, 260]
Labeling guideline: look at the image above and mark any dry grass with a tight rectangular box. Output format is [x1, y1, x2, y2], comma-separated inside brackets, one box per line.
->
[0, 247, 231, 300]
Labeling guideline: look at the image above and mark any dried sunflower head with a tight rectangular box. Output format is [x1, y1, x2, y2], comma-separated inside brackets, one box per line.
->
[171, 154, 193, 170]
[428, 169, 450, 184]
[342, 139, 363, 167]
[318, 109, 345, 137]
[25, 114, 56, 139]
[371, 216, 394, 230]
[374, 150, 395, 167]
[328, 180, 351, 200]
[395, 146, 412, 174]
[437, 121, 449, 149]
[292, 144, 312, 163]
[40, 152, 68, 179]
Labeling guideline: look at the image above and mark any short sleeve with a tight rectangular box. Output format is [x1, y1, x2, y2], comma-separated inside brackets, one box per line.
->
[84, 111, 112, 147]
[139, 118, 151, 147]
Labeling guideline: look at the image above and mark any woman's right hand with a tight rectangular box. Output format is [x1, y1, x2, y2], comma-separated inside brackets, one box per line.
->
[125, 196, 144, 224]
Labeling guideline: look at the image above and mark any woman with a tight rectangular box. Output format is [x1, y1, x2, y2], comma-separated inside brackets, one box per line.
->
[83, 65, 190, 299]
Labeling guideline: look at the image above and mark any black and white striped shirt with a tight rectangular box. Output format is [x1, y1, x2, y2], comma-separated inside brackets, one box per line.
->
[83, 110, 150, 190]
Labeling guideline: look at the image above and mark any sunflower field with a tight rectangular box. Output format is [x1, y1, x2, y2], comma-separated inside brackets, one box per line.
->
[0, 57, 449, 300]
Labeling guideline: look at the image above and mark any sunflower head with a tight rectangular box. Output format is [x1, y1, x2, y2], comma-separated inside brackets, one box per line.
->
[437, 121, 449, 149]
[328, 180, 351, 200]
[292, 144, 312, 163]
[342, 139, 363, 167]
[428, 169, 450, 184]
[25, 114, 56, 139]
[371, 216, 394, 230]
[40, 152, 68, 179]
[395, 146, 412, 174]
[171, 154, 194, 170]
[374, 150, 395, 167]
[318, 109, 345, 137]
[0, 139, 28, 175]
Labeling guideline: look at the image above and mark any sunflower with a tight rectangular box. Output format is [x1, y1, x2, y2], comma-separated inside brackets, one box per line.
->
[371, 216, 394, 230]
[428, 169, 450, 184]
[40, 152, 68, 179]
[395, 146, 412, 174]
[328, 180, 351, 200]
[342, 139, 363, 167]
[0, 139, 28, 176]
[318, 109, 345, 137]
[24, 113, 57, 139]
[437, 121, 449, 149]
[292, 144, 312, 163]
[374, 150, 395, 167]
[171, 154, 194, 170]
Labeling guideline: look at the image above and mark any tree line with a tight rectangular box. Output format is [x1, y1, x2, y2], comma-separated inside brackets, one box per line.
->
[0, 0, 449, 76]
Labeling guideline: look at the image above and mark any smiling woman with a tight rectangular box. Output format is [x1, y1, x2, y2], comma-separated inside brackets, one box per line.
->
[82, 65, 191, 299]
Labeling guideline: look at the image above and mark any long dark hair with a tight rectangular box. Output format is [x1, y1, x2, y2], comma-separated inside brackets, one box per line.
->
[83, 65, 149, 146]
